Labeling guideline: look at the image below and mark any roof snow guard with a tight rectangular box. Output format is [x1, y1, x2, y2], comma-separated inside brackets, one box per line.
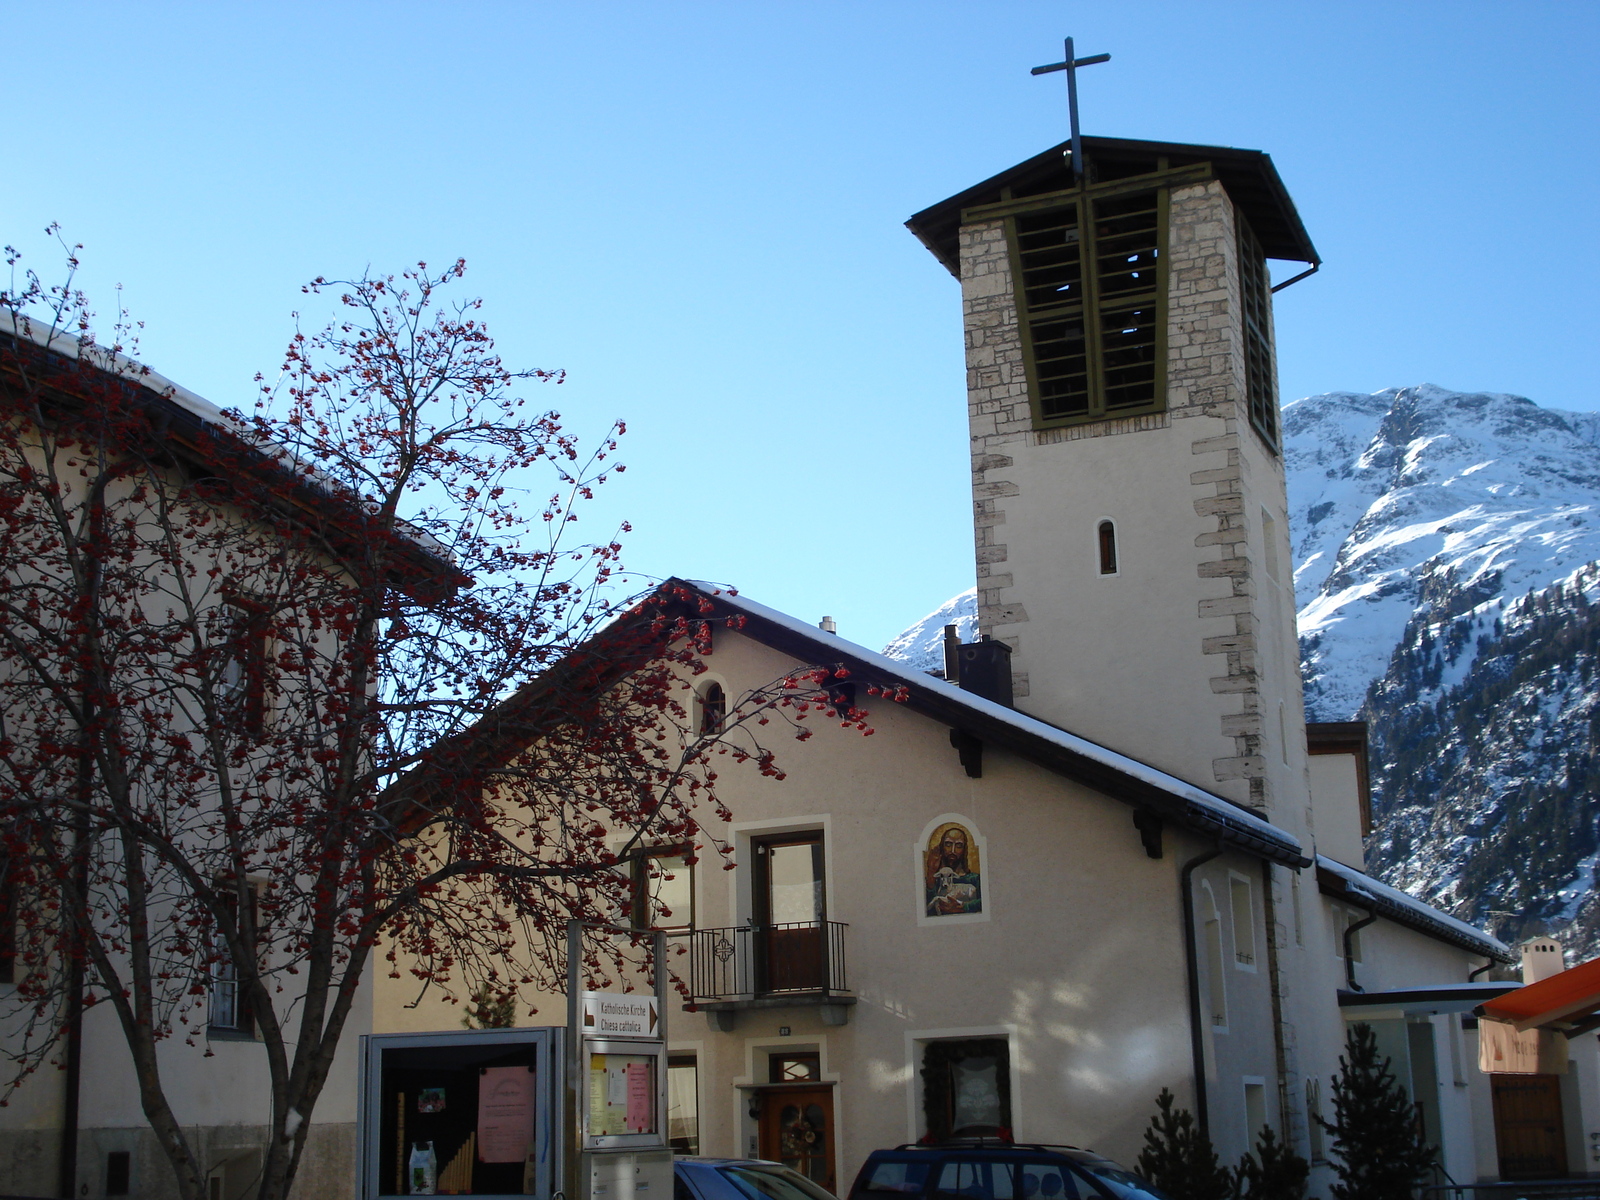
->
[681, 580, 1309, 869]
[1317, 855, 1513, 963]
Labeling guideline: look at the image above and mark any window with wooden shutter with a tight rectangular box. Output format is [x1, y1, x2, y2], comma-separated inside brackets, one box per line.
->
[1009, 187, 1166, 427]
[1238, 216, 1278, 449]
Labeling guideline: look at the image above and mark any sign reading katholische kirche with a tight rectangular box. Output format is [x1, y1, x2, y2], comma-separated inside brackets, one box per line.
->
[582, 992, 661, 1039]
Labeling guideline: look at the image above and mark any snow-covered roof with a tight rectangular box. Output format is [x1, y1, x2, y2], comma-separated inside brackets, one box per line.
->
[682, 580, 1309, 868]
[1317, 854, 1513, 962]
[1, 311, 454, 573]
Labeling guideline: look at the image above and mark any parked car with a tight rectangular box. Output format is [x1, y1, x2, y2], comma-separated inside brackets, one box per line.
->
[845, 1141, 1167, 1200]
[677, 1156, 841, 1200]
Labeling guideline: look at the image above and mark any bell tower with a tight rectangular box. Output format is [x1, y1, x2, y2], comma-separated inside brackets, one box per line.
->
[907, 130, 1319, 818]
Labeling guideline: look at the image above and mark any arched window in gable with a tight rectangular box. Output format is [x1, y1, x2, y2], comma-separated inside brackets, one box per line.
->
[1098, 520, 1118, 575]
[700, 682, 726, 736]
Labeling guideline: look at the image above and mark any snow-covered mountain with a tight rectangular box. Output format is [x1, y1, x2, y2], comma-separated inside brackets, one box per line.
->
[879, 587, 978, 675]
[1289, 384, 1600, 721]
[884, 384, 1600, 950]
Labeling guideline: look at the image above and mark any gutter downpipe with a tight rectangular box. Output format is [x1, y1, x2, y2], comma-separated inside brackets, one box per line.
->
[1181, 845, 1223, 1138]
[1269, 263, 1320, 294]
[1260, 859, 1293, 1145]
[1343, 909, 1378, 992]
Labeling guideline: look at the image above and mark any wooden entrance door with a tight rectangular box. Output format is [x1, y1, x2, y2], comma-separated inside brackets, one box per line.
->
[757, 1087, 834, 1193]
[754, 835, 825, 992]
[1492, 1074, 1568, 1179]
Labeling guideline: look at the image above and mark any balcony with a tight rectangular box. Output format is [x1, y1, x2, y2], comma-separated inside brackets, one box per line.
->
[688, 921, 855, 1031]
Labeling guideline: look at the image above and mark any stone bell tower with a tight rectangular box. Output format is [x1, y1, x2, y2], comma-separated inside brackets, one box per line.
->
[907, 135, 1320, 819]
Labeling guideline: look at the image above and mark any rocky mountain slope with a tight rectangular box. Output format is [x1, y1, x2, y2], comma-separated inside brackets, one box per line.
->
[1287, 384, 1600, 722]
[885, 385, 1600, 952]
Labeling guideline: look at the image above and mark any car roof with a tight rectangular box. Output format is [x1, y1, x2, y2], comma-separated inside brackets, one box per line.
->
[876, 1144, 1093, 1157]
[678, 1157, 788, 1168]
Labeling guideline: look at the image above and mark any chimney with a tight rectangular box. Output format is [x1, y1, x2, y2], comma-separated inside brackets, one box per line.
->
[942, 624, 960, 681]
[818, 615, 838, 634]
[1521, 936, 1566, 985]
[955, 635, 1013, 708]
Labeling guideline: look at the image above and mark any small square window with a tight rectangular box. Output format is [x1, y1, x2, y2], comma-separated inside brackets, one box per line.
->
[771, 1052, 820, 1083]
[632, 847, 694, 932]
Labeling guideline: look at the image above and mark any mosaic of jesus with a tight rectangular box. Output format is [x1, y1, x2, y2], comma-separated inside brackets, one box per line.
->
[924, 822, 982, 916]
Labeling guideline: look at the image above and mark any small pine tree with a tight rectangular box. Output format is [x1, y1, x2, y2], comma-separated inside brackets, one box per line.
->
[1236, 1126, 1309, 1200]
[1136, 1089, 1238, 1200]
[460, 983, 518, 1029]
[1321, 1023, 1437, 1200]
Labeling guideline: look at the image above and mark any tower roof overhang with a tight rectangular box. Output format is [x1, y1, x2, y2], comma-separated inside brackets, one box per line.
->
[906, 135, 1320, 279]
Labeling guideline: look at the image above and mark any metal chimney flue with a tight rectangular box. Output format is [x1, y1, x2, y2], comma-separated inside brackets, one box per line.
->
[942, 624, 960, 681]
[819, 615, 838, 634]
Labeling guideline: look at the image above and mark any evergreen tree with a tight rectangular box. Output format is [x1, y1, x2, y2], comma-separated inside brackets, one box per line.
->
[1321, 1024, 1437, 1200]
[1236, 1126, 1309, 1200]
[1136, 1089, 1238, 1200]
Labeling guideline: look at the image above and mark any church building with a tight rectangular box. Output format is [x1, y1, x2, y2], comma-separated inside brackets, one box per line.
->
[377, 122, 1585, 1187]
[10, 73, 1591, 1200]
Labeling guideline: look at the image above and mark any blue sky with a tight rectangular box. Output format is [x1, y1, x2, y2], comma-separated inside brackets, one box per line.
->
[7, 2, 1595, 650]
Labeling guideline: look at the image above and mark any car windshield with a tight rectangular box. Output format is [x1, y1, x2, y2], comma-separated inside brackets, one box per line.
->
[719, 1164, 839, 1200]
[1062, 1158, 1168, 1200]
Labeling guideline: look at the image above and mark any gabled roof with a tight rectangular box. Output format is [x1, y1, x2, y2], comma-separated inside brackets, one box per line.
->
[906, 135, 1319, 279]
[0, 313, 459, 589]
[681, 580, 1309, 868]
[1317, 854, 1513, 963]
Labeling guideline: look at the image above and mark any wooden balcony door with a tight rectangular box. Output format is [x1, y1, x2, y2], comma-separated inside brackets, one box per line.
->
[754, 833, 825, 992]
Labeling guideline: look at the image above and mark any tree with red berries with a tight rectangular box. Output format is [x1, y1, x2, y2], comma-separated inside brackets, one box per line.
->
[0, 236, 864, 1200]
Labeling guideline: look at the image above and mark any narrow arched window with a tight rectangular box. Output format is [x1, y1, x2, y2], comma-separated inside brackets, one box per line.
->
[700, 682, 725, 735]
[1203, 886, 1227, 1029]
[1098, 520, 1118, 575]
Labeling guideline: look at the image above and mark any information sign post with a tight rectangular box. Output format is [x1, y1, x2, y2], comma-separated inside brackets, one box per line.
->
[565, 924, 671, 1200]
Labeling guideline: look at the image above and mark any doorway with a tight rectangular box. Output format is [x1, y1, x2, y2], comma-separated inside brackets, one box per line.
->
[1492, 1074, 1568, 1179]
[756, 1087, 835, 1193]
[753, 833, 825, 992]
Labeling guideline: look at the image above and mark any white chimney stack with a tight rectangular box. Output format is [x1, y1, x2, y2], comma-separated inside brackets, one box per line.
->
[1521, 936, 1566, 984]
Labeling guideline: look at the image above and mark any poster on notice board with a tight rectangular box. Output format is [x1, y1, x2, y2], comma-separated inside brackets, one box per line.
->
[478, 1066, 537, 1163]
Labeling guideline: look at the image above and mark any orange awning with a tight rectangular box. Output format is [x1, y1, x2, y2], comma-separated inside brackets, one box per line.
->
[1479, 956, 1600, 1032]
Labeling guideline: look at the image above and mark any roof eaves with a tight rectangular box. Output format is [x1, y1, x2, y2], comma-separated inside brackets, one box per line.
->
[1, 313, 459, 584]
[1316, 855, 1513, 963]
[906, 135, 1319, 276]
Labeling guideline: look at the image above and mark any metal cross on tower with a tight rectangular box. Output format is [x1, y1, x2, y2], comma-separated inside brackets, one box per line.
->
[1031, 37, 1111, 183]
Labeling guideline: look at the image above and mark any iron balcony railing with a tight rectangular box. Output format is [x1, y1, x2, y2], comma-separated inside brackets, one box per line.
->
[688, 920, 849, 1002]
